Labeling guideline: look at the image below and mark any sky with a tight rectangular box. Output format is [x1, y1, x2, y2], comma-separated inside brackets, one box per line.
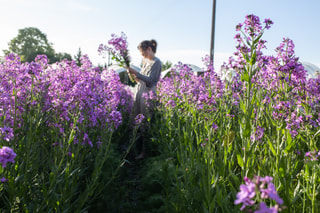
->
[0, 0, 320, 71]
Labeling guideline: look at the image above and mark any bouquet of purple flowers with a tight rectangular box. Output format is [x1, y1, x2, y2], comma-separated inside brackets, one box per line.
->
[98, 32, 135, 83]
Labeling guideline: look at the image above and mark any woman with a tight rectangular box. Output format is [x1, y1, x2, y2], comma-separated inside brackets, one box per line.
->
[127, 39, 162, 159]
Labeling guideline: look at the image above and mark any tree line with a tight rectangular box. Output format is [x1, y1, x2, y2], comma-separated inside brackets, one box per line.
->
[3, 27, 82, 65]
[3, 27, 173, 70]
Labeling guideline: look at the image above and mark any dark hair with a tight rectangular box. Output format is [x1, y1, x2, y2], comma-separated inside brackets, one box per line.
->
[138, 39, 157, 53]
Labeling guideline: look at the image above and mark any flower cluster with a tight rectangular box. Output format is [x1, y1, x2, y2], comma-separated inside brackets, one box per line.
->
[134, 114, 145, 126]
[0, 126, 14, 142]
[0, 146, 16, 168]
[157, 58, 224, 112]
[305, 150, 320, 162]
[142, 90, 157, 109]
[251, 126, 265, 142]
[98, 32, 135, 83]
[221, 14, 320, 141]
[235, 176, 284, 212]
[0, 53, 133, 148]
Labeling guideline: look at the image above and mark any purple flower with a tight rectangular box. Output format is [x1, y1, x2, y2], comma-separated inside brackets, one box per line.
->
[265, 183, 284, 205]
[236, 23, 243, 31]
[200, 143, 207, 147]
[255, 202, 277, 213]
[244, 14, 263, 37]
[82, 133, 93, 147]
[96, 141, 102, 149]
[259, 176, 273, 183]
[305, 150, 319, 162]
[0, 126, 14, 142]
[263, 18, 274, 30]
[99, 32, 131, 68]
[236, 176, 284, 211]
[108, 110, 123, 130]
[134, 114, 145, 126]
[0, 146, 16, 168]
[234, 178, 256, 210]
[251, 126, 265, 142]
[212, 123, 218, 130]
[1, 51, 133, 151]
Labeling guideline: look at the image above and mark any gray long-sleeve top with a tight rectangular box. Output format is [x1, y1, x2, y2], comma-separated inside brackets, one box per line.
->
[136, 57, 162, 88]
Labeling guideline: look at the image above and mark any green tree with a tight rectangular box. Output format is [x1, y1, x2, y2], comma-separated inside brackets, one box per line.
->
[53, 52, 72, 63]
[74, 47, 82, 66]
[162, 60, 172, 71]
[3, 27, 55, 63]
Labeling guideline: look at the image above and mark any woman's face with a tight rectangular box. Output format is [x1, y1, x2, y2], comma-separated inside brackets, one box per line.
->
[140, 47, 152, 59]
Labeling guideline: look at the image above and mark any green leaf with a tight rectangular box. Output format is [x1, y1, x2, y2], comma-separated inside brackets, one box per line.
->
[304, 164, 310, 180]
[229, 170, 240, 187]
[253, 33, 263, 45]
[313, 128, 320, 138]
[279, 167, 285, 178]
[240, 100, 246, 113]
[241, 52, 250, 63]
[250, 51, 257, 65]
[237, 154, 244, 168]
[243, 121, 251, 138]
[284, 130, 294, 153]
[268, 139, 276, 156]
[241, 69, 250, 82]
[222, 131, 235, 147]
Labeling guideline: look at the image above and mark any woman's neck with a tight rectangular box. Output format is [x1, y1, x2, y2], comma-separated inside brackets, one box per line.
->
[147, 53, 155, 60]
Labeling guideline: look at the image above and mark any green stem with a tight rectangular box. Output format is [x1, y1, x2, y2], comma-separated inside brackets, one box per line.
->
[275, 125, 280, 186]
[312, 165, 316, 213]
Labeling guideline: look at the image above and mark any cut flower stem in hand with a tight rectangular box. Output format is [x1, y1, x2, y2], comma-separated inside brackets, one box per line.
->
[98, 32, 135, 83]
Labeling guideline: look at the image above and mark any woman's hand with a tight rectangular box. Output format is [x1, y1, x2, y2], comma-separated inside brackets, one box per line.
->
[127, 67, 138, 75]
[126, 67, 138, 83]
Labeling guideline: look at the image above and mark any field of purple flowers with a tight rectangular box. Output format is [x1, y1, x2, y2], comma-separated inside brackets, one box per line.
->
[0, 14, 319, 212]
[0, 53, 134, 211]
[142, 15, 320, 213]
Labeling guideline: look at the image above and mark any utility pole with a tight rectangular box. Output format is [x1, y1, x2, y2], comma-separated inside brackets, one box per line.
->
[210, 0, 216, 63]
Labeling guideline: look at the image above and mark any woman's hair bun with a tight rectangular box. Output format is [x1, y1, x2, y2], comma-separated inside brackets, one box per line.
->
[151, 40, 157, 47]
[138, 39, 158, 53]
[150, 40, 157, 53]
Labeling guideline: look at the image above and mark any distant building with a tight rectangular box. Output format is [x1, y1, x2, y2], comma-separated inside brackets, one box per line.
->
[302, 62, 320, 79]
[161, 64, 203, 78]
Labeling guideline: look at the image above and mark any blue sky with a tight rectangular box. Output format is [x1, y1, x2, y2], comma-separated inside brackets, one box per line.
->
[0, 0, 319, 70]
